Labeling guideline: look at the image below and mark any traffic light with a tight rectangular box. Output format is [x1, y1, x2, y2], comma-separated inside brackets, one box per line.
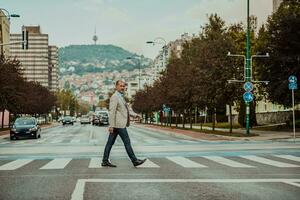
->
[22, 30, 29, 49]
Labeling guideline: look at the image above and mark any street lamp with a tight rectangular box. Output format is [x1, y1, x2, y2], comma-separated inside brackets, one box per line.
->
[0, 8, 20, 20]
[146, 37, 167, 78]
[126, 56, 141, 90]
[227, 51, 269, 134]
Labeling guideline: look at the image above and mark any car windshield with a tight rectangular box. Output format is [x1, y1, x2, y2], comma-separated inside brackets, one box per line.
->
[15, 118, 35, 125]
[64, 116, 72, 120]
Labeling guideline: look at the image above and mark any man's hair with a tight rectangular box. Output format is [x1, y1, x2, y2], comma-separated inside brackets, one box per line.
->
[115, 80, 124, 86]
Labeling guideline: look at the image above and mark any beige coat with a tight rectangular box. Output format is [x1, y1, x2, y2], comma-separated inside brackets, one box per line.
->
[109, 91, 136, 128]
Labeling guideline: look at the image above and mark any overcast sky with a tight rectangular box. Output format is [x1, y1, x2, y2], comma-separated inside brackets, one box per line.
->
[3, 0, 273, 59]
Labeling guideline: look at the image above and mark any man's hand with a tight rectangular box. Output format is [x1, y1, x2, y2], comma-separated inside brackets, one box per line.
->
[108, 127, 114, 134]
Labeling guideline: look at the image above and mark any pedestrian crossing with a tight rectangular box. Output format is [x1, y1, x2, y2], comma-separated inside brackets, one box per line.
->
[0, 138, 198, 145]
[0, 155, 299, 171]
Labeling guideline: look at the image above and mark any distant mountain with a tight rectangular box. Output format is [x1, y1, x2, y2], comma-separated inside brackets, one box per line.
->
[59, 45, 152, 75]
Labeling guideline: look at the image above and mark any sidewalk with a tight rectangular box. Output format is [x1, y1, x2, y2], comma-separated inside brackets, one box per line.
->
[136, 123, 299, 142]
[0, 122, 60, 137]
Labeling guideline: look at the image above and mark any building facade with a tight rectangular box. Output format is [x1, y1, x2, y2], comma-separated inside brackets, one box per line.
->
[0, 10, 10, 57]
[152, 33, 195, 79]
[10, 26, 59, 91]
[273, 0, 283, 12]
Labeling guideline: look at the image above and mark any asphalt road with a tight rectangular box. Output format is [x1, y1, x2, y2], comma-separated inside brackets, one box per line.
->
[0, 123, 299, 200]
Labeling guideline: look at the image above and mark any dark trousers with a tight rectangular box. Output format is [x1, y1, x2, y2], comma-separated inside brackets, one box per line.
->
[102, 128, 137, 162]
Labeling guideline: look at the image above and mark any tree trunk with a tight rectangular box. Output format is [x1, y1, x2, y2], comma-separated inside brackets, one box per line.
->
[229, 104, 233, 133]
[182, 112, 185, 129]
[1, 109, 5, 129]
[212, 108, 216, 131]
[195, 107, 198, 124]
[189, 109, 193, 129]
[175, 112, 178, 127]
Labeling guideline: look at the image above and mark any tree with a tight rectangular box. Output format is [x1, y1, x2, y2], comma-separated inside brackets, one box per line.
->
[256, 0, 300, 106]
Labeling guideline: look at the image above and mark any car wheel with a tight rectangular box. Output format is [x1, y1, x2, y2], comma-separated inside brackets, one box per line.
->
[10, 136, 14, 140]
[34, 133, 38, 139]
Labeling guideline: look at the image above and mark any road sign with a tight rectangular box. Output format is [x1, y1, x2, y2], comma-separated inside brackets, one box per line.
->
[243, 92, 253, 103]
[243, 82, 253, 92]
[289, 83, 298, 90]
[288, 75, 297, 84]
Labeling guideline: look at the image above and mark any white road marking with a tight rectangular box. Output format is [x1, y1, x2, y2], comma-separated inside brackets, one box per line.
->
[202, 156, 254, 168]
[163, 140, 178, 144]
[40, 158, 72, 169]
[71, 139, 81, 143]
[240, 155, 299, 167]
[89, 139, 98, 144]
[136, 159, 160, 168]
[167, 156, 207, 168]
[71, 178, 300, 200]
[0, 159, 33, 170]
[49, 139, 64, 144]
[274, 155, 300, 162]
[88, 158, 102, 168]
[0, 141, 11, 144]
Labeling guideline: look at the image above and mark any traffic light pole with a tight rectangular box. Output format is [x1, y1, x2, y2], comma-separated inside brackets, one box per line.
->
[245, 0, 251, 135]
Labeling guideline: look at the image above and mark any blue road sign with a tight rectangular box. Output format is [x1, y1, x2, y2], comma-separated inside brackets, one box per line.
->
[288, 75, 297, 84]
[243, 82, 253, 92]
[289, 83, 298, 90]
[243, 92, 254, 103]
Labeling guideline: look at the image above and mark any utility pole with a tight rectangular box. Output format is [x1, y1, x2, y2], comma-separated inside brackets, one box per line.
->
[245, 0, 251, 134]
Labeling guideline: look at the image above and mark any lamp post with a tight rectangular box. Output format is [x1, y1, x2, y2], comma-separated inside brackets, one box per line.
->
[146, 37, 167, 78]
[126, 56, 141, 90]
[0, 8, 20, 20]
[0, 8, 20, 55]
[226, 0, 266, 135]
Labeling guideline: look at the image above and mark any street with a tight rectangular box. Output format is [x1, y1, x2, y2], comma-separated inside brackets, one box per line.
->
[0, 123, 299, 200]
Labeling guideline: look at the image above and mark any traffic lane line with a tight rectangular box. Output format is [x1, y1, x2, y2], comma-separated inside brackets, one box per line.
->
[71, 178, 300, 200]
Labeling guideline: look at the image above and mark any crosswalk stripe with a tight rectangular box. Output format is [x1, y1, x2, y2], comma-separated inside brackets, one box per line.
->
[274, 155, 300, 162]
[40, 158, 72, 169]
[202, 156, 254, 168]
[89, 158, 102, 168]
[240, 155, 299, 167]
[167, 157, 207, 168]
[136, 159, 160, 168]
[0, 159, 33, 170]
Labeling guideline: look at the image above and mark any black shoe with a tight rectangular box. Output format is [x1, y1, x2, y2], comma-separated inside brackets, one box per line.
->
[101, 161, 117, 167]
[133, 158, 147, 167]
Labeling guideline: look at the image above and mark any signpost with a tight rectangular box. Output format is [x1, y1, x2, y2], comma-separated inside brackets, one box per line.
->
[288, 75, 297, 141]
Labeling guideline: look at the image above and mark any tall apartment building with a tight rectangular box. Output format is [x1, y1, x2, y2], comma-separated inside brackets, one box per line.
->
[273, 0, 283, 12]
[0, 10, 10, 57]
[152, 33, 195, 79]
[10, 26, 59, 92]
[48, 46, 59, 92]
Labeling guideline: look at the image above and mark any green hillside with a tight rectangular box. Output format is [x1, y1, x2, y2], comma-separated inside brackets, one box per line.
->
[58, 45, 152, 75]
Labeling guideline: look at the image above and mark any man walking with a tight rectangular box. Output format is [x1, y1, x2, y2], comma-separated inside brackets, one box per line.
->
[102, 80, 146, 167]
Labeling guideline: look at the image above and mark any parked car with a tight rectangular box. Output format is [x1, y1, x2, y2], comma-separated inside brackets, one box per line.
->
[10, 117, 41, 140]
[98, 111, 109, 125]
[62, 116, 74, 125]
[80, 115, 90, 124]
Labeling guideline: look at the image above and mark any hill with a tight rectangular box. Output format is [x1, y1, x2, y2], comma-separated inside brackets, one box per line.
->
[59, 45, 152, 75]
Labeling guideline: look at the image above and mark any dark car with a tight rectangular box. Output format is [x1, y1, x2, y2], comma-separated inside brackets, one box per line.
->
[98, 111, 109, 125]
[10, 117, 41, 140]
[92, 116, 100, 126]
[62, 116, 74, 125]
